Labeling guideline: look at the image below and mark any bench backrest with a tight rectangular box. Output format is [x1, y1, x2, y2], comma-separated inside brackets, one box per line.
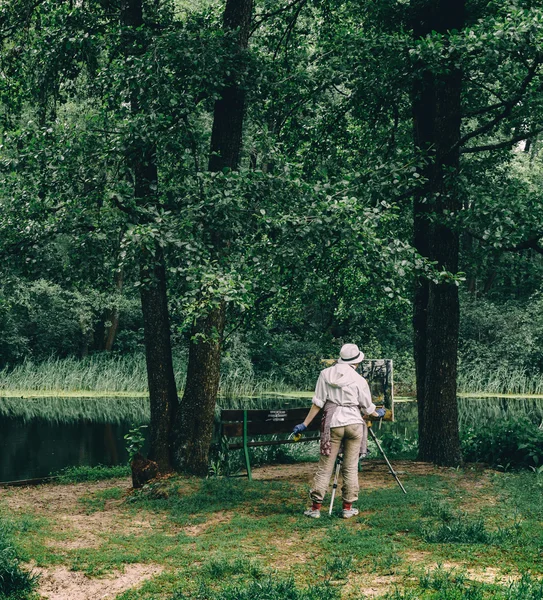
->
[221, 408, 321, 437]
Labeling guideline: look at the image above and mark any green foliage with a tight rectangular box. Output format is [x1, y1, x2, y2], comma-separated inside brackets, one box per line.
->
[372, 430, 418, 460]
[53, 464, 130, 483]
[0, 519, 38, 600]
[124, 425, 148, 463]
[459, 292, 543, 391]
[461, 417, 543, 470]
[173, 577, 340, 600]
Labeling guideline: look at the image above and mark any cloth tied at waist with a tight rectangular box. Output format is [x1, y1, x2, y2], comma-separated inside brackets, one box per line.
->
[319, 401, 368, 457]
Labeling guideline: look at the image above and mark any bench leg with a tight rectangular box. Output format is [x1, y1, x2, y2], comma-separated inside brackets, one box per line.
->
[243, 409, 252, 481]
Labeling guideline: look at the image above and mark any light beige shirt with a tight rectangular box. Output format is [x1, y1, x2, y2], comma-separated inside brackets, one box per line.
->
[311, 363, 376, 428]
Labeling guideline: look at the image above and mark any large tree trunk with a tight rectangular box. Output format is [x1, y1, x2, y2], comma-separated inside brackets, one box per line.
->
[139, 250, 178, 470]
[412, 0, 464, 465]
[121, 0, 178, 472]
[173, 0, 253, 475]
[173, 303, 225, 473]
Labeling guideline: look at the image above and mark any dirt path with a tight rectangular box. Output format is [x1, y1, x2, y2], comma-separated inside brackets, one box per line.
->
[33, 564, 163, 600]
[252, 459, 443, 486]
[1, 477, 166, 599]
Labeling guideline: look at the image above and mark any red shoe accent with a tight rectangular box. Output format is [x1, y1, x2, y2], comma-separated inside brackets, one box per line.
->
[342, 502, 352, 511]
[312, 502, 322, 511]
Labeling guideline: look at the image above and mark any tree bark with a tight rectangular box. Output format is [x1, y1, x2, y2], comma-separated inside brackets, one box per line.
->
[139, 250, 178, 471]
[121, 0, 178, 471]
[104, 269, 123, 351]
[173, 0, 253, 475]
[174, 303, 225, 473]
[411, 0, 464, 465]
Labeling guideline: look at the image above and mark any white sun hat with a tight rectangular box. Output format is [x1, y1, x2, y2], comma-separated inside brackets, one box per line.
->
[337, 343, 364, 364]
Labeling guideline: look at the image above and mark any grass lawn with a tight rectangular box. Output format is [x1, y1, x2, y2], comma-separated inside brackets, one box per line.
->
[0, 461, 542, 599]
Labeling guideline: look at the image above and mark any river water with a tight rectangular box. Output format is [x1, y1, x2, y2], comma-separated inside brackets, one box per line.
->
[0, 418, 133, 482]
[0, 395, 541, 483]
[0, 396, 148, 483]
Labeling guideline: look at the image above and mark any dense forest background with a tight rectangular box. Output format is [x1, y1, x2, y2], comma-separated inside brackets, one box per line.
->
[2, 0, 542, 396]
[1, 0, 543, 407]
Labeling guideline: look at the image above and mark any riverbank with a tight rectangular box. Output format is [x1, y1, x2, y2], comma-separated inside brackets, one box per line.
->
[2, 354, 543, 398]
[1, 462, 541, 599]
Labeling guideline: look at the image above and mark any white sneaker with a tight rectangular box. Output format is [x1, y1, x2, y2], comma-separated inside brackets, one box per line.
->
[342, 507, 359, 519]
[304, 508, 321, 518]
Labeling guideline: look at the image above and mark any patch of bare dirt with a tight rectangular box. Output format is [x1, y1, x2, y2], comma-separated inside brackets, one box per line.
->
[0, 478, 169, 556]
[345, 573, 402, 598]
[35, 563, 163, 600]
[252, 460, 442, 488]
[402, 552, 521, 584]
[269, 533, 313, 569]
[47, 513, 159, 550]
[0, 477, 132, 513]
[448, 471, 501, 511]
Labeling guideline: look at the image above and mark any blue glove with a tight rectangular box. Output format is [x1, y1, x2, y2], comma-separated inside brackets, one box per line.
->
[292, 423, 307, 435]
[375, 408, 386, 418]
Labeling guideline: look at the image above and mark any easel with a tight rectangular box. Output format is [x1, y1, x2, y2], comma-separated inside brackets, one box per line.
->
[366, 421, 407, 494]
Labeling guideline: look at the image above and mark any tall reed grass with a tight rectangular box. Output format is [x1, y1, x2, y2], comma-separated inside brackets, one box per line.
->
[457, 396, 543, 430]
[0, 355, 152, 392]
[458, 365, 543, 395]
[0, 354, 294, 398]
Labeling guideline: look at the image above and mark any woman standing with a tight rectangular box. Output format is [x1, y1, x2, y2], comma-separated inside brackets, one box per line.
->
[292, 344, 385, 518]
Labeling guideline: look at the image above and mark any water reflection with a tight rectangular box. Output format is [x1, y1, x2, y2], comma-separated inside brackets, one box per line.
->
[0, 396, 148, 483]
[1, 394, 542, 482]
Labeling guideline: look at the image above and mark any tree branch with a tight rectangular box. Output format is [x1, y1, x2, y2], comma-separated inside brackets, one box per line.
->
[464, 76, 508, 104]
[251, 0, 306, 34]
[500, 236, 543, 254]
[463, 100, 507, 118]
[469, 230, 543, 255]
[272, 0, 308, 60]
[460, 126, 543, 154]
[453, 57, 543, 153]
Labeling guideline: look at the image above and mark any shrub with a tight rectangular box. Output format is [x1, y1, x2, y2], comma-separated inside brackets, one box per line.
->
[173, 577, 340, 600]
[421, 517, 493, 544]
[0, 521, 37, 599]
[461, 417, 543, 470]
[375, 430, 418, 460]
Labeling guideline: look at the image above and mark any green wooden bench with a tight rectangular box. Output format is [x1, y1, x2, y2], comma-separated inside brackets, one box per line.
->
[220, 407, 322, 480]
[219, 404, 393, 480]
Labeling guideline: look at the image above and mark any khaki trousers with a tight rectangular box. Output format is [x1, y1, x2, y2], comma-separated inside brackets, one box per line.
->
[310, 423, 363, 505]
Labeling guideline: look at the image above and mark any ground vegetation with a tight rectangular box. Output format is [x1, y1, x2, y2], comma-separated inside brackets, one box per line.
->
[0, 464, 542, 599]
